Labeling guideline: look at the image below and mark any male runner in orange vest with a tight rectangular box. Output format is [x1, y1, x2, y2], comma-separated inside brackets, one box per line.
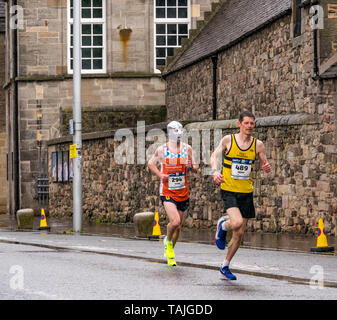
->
[148, 121, 198, 266]
[210, 111, 271, 279]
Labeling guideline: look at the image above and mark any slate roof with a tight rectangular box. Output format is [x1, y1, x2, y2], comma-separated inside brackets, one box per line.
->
[163, 0, 292, 76]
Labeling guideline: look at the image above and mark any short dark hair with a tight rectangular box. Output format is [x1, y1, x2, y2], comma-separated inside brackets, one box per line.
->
[239, 111, 255, 122]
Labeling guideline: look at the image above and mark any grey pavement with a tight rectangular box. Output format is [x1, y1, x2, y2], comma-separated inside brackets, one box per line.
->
[1, 213, 337, 253]
[2, 237, 336, 300]
[1, 228, 337, 287]
[1, 213, 337, 289]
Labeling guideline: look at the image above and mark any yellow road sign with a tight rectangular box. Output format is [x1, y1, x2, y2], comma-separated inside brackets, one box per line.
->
[70, 144, 77, 159]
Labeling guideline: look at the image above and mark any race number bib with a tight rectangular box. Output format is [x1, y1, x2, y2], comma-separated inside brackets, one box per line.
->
[231, 159, 253, 180]
[168, 172, 185, 190]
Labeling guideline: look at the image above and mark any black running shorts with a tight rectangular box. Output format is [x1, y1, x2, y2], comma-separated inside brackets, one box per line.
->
[160, 196, 189, 212]
[221, 190, 255, 219]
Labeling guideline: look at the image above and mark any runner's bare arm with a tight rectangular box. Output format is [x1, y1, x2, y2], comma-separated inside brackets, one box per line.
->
[147, 146, 168, 181]
[256, 140, 271, 173]
[187, 145, 198, 171]
[210, 135, 231, 184]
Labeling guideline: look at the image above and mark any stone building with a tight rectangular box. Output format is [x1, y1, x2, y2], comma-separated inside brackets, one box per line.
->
[162, 0, 337, 234]
[3, 0, 220, 214]
[46, 0, 337, 235]
[0, 0, 6, 213]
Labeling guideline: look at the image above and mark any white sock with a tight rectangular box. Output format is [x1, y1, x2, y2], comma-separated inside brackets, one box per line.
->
[165, 237, 172, 243]
[222, 260, 230, 268]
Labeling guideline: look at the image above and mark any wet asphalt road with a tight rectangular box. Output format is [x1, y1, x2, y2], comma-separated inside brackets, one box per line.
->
[0, 231, 336, 300]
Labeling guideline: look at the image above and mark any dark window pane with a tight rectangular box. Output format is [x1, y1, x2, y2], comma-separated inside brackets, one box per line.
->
[70, 0, 73, 7]
[167, 0, 176, 6]
[167, 47, 174, 56]
[82, 36, 91, 46]
[82, 24, 91, 34]
[156, 58, 166, 66]
[82, 48, 91, 58]
[156, 8, 165, 18]
[156, 48, 166, 57]
[167, 36, 177, 45]
[167, 24, 177, 34]
[70, 24, 73, 34]
[93, 59, 102, 69]
[93, 36, 103, 46]
[156, 24, 165, 34]
[82, 0, 91, 7]
[71, 36, 73, 46]
[178, 8, 187, 18]
[178, 0, 187, 6]
[178, 35, 187, 45]
[82, 59, 91, 69]
[178, 24, 188, 34]
[70, 9, 73, 19]
[167, 8, 176, 18]
[93, 9, 102, 18]
[93, 48, 102, 58]
[156, 36, 166, 45]
[82, 8, 91, 18]
[156, 0, 165, 6]
[70, 59, 73, 70]
[70, 48, 73, 58]
[93, 24, 102, 34]
[93, 0, 102, 7]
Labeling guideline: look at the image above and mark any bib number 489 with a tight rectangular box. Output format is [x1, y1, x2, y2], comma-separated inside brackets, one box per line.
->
[231, 159, 253, 180]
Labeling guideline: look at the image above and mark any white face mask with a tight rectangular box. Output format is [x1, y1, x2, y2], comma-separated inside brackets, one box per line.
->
[167, 121, 183, 142]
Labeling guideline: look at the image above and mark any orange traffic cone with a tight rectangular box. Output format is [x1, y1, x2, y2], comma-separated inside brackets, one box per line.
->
[310, 218, 334, 252]
[148, 212, 165, 240]
[38, 208, 51, 231]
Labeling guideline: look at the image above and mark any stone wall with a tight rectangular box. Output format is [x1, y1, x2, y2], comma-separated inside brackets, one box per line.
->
[6, 0, 224, 211]
[319, 0, 337, 65]
[48, 114, 337, 236]
[166, 10, 320, 121]
[166, 58, 214, 121]
[60, 105, 166, 135]
[16, 76, 166, 211]
[17, 0, 221, 76]
[162, 4, 337, 235]
[48, 123, 170, 223]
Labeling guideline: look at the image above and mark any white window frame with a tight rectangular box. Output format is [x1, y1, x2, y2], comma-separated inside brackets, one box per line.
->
[154, 0, 191, 73]
[67, 0, 107, 74]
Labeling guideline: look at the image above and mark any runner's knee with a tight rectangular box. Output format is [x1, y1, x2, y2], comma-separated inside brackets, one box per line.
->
[171, 218, 181, 229]
[231, 217, 243, 230]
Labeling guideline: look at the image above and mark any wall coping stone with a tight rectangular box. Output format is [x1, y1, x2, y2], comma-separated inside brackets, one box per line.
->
[47, 122, 170, 146]
[61, 105, 166, 113]
[185, 113, 320, 131]
[47, 114, 320, 146]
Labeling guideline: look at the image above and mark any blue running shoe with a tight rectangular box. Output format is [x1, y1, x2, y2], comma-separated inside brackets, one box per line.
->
[215, 217, 227, 250]
[220, 266, 237, 280]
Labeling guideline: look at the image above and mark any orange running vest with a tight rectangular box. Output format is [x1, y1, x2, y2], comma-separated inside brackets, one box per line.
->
[160, 143, 189, 202]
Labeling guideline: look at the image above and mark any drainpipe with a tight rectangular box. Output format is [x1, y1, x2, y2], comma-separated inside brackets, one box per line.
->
[211, 55, 218, 120]
[312, 3, 320, 81]
[312, 28, 320, 80]
[13, 0, 20, 214]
